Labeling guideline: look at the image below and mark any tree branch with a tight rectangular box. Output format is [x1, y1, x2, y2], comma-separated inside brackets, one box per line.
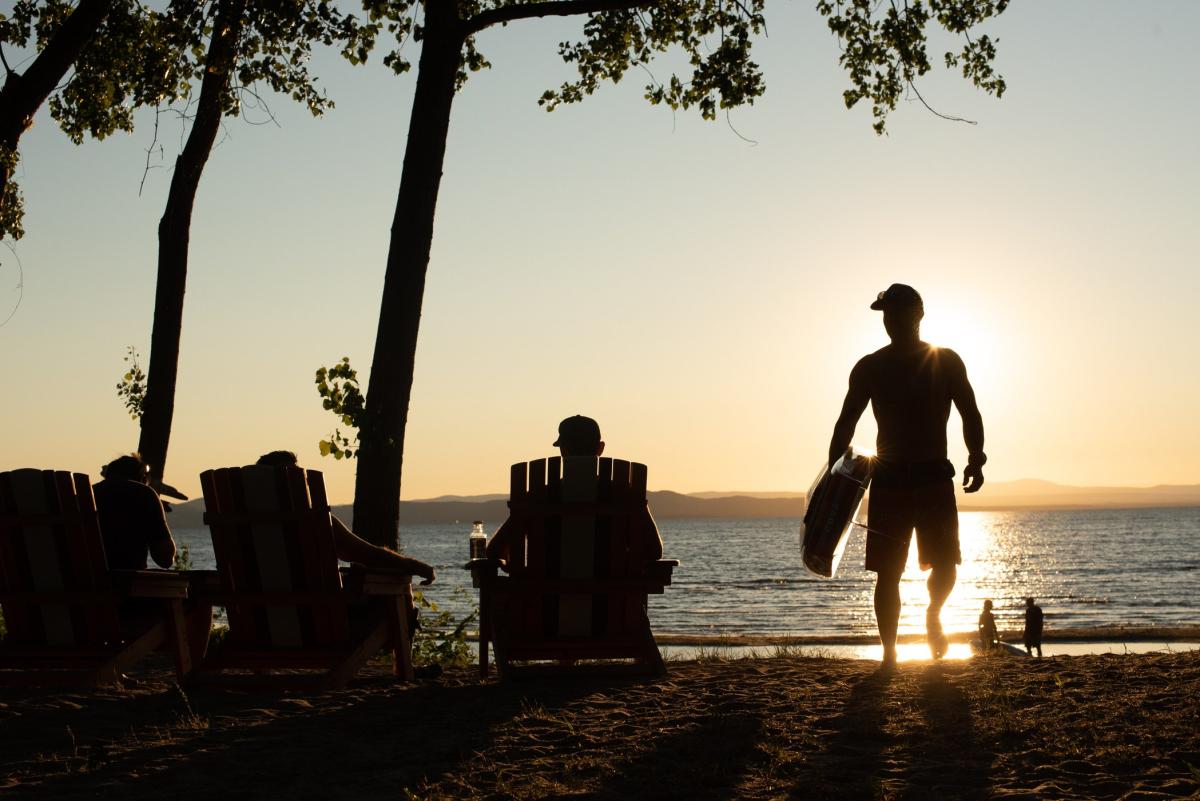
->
[464, 0, 653, 37]
[906, 79, 976, 126]
[13, 0, 114, 118]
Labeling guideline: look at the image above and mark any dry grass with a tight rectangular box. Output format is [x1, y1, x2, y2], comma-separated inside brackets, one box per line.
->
[1, 651, 1198, 800]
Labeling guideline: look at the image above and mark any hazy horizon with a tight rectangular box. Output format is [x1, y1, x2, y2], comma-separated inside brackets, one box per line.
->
[3, 2, 1198, 505]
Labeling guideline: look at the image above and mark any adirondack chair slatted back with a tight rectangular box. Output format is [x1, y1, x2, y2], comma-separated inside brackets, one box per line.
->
[200, 466, 349, 650]
[502, 456, 650, 641]
[0, 470, 119, 647]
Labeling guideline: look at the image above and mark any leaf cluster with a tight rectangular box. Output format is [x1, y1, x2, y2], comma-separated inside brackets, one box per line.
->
[0, 147, 21, 241]
[412, 587, 478, 668]
[817, 0, 1008, 134]
[541, 0, 767, 121]
[357, 0, 768, 120]
[164, 0, 366, 119]
[116, 345, 146, 420]
[47, 2, 191, 144]
[315, 356, 365, 460]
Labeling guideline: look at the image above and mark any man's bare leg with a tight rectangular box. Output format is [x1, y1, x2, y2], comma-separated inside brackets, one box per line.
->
[874, 569, 903, 667]
[926, 564, 957, 659]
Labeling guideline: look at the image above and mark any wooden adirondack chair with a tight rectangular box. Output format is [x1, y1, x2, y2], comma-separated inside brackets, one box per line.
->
[0, 469, 192, 686]
[468, 456, 678, 678]
[192, 465, 413, 690]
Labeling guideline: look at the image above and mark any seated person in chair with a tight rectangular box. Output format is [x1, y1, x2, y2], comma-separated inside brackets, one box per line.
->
[93, 453, 177, 571]
[485, 415, 664, 566]
[254, 451, 436, 582]
[254, 451, 440, 676]
[93, 452, 209, 658]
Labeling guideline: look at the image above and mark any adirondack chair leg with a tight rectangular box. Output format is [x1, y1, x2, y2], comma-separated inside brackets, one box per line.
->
[327, 617, 393, 691]
[643, 635, 667, 676]
[166, 599, 193, 680]
[384, 592, 414, 683]
[105, 620, 169, 685]
[478, 591, 490, 679]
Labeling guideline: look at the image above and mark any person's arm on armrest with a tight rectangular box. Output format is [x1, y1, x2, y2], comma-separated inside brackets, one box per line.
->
[484, 518, 513, 564]
[145, 487, 177, 569]
[149, 536, 177, 569]
[642, 507, 664, 562]
[332, 516, 435, 584]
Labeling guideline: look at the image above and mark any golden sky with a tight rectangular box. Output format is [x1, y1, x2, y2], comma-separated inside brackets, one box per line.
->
[3, 3, 1197, 503]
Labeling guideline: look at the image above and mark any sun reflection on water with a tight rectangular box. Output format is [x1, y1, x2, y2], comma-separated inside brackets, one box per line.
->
[896, 511, 1002, 641]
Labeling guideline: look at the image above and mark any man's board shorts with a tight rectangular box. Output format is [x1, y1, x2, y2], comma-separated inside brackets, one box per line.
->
[865, 460, 960, 574]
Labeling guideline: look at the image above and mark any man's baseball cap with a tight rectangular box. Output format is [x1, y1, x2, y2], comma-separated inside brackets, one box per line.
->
[553, 415, 602, 448]
[870, 283, 923, 311]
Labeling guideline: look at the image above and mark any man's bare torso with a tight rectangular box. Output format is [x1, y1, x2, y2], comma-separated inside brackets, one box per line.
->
[853, 342, 967, 464]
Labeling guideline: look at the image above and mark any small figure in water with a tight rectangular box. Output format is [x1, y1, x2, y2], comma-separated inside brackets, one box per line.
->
[978, 599, 998, 653]
[1023, 597, 1044, 658]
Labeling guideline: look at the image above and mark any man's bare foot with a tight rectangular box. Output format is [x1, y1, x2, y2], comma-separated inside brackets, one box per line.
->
[880, 649, 898, 672]
[926, 609, 949, 659]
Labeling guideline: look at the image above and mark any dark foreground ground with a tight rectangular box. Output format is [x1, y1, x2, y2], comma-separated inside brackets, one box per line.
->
[2, 651, 1198, 800]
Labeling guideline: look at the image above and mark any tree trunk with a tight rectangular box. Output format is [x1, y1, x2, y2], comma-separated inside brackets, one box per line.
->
[0, 0, 114, 226]
[138, 0, 246, 485]
[352, 4, 464, 548]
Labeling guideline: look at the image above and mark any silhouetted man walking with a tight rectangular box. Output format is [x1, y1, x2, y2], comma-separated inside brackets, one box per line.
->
[827, 284, 986, 667]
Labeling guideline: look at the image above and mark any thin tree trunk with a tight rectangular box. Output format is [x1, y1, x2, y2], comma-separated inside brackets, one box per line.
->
[352, 3, 464, 548]
[0, 0, 114, 223]
[138, 0, 246, 484]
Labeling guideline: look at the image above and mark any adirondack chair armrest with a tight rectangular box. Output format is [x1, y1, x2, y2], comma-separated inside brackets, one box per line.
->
[109, 569, 191, 599]
[463, 557, 501, 588]
[182, 570, 223, 601]
[648, 559, 680, 585]
[339, 565, 413, 597]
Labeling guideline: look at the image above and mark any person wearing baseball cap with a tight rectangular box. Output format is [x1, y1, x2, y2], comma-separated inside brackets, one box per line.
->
[485, 414, 663, 562]
[826, 284, 987, 668]
[552, 414, 605, 456]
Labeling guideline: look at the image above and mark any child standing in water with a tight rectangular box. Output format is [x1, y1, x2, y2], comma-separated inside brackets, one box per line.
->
[978, 599, 998, 653]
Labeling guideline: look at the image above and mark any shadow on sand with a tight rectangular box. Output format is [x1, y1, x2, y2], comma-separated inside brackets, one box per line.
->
[789, 664, 995, 801]
[0, 668, 606, 800]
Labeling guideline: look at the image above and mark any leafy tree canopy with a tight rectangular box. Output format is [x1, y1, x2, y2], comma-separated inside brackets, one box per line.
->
[353, 0, 768, 118]
[352, 0, 1006, 130]
[161, 0, 366, 119]
[0, 0, 365, 239]
[818, 0, 1009, 133]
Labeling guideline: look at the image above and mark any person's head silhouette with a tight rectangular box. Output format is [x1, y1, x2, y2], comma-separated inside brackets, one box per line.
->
[256, 450, 299, 467]
[554, 415, 605, 457]
[871, 283, 924, 343]
[101, 453, 150, 483]
[983, 599, 993, 611]
[1025, 597, 1036, 608]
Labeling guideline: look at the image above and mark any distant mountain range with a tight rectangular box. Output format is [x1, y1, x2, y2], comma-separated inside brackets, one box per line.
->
[164, 479, 1200, 528]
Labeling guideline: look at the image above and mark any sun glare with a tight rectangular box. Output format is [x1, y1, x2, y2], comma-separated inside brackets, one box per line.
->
[919, 305, 1007, 395]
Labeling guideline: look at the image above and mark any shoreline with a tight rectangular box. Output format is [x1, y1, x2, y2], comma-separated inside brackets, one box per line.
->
[651, 625, 1200, 647]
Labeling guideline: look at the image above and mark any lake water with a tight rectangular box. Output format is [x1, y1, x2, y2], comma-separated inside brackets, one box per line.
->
[174, 506, 1199, 643]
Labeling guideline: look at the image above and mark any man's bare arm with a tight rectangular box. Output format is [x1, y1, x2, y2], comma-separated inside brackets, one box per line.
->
[149, 536, 177, 569]
[642, 507, 664, 561]
[828, 360, 871, 467]
[484, 518, 513, 564]
[147, 489, 176, 568]
[949, 351, 986, 492]
[332, 516, 435, 584]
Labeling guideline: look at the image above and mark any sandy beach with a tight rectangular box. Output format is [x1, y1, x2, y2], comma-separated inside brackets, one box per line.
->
[2, 650, 1198, 800]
